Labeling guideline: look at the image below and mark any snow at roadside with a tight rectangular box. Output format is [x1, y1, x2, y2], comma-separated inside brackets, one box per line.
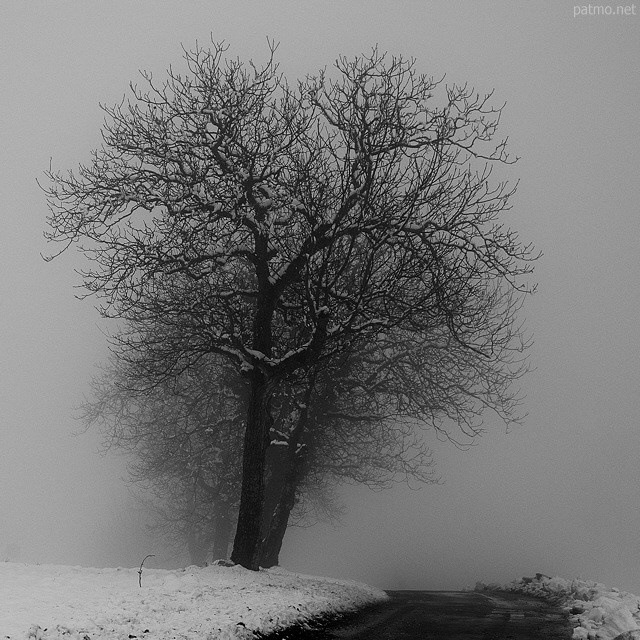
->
[476, 574, 640, 640]
[0, 561, 388, 640]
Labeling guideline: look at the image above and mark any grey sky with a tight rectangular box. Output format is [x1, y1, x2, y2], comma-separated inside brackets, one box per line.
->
[1, 1, 639, 591]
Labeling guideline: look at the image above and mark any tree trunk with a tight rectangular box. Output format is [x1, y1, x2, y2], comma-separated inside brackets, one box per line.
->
[230, 370, 273, 570]
[186, 528, 209, 567]
[262, 443, 289, 538]
[260, 378, 314, 568]
[211, 499, 233, 561]
[260, 447, 307, 568]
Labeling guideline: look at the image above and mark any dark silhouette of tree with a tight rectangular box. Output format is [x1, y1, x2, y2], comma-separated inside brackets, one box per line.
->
[84, 333, 435, 567]
[44, 41, 538, 569]
[258, 317, 532, 567]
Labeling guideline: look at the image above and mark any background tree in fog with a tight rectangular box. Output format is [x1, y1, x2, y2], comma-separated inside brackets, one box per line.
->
[86, 285, 526, 568]
[83, 353, 244, 565]
[258, 316, 532, 567]
[85, 326, 436, 567]
[45, 41, 537, 570]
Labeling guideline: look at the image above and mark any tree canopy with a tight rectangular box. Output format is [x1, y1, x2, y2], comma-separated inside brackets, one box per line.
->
[45, 41, 538, 569]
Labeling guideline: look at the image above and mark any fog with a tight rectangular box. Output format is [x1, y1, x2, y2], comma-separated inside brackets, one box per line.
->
[1, 1, 638, 592]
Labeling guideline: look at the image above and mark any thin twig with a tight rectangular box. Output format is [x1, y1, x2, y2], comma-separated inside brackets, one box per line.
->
[138, 554, 155, 587]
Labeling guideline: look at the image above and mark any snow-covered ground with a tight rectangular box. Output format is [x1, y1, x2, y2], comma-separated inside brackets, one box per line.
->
[476, 574, 640, 640]
[0, 561, 388, 640]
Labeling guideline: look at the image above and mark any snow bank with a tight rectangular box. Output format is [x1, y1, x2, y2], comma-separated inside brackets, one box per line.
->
[475, 574, 640, 640]
[0, 561, 388, 639]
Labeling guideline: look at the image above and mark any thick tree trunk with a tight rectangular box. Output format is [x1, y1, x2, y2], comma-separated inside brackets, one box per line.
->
[230, 371, 273, 570]
[260, 379, 314, 568]
[260, 448, 307, 568]
[262, 443, 289, 538]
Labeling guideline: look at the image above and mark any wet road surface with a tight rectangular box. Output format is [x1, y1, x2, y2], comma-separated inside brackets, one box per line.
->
[296, 590, 572, 639]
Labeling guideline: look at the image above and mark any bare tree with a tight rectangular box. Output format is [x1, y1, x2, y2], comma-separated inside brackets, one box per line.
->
[83, 354, 244, 564]
[85, 333, 434, 567]
[44, 41, 537, 569]
[258, 316, 531, 567]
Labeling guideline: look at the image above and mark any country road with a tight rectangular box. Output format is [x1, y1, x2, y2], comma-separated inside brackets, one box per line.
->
[290, 590, 573, 639]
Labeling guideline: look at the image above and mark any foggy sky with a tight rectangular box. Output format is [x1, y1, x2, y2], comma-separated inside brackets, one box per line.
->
[1, 1, 639, 592]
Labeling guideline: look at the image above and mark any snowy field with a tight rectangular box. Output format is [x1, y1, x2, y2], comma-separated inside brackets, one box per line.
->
[478, 574, 640, 640]
[0, 561, 388, 640]
[6, 562, 638, 640]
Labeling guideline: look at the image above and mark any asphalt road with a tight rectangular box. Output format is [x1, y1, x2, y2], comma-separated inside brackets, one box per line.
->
[294, 590, 573, 639]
